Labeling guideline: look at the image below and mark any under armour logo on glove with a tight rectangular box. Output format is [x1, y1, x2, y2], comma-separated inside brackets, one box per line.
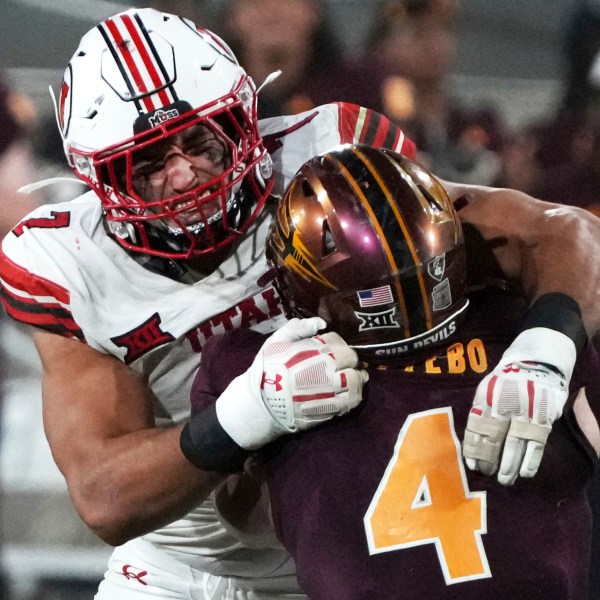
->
[216, 317, 368, 450]
[462, 327, 575, 485]
[261, 372, 283, 391]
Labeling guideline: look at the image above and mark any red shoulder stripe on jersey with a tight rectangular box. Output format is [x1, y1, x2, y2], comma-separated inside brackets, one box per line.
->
[0, 250, 70, 305]
[336, 102, 360, 145]
[1, 284, 80, 329]
[336, 103, 416, 159]
[370, 115, 392, 148]
[2, 305, 84, 340]
[360, 111, 415, 159]
[399, 134, 417, 160]
[385, 124, 402, 153]
[0, 288, 84, 340]
[360, 110, 383, 146]
[358, 109, 374, 144]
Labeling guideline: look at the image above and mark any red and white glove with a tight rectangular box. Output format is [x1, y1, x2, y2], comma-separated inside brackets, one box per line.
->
[462, 327, 575, 485]
[181, 317, 368, 473]
[217, 317, 368, 450]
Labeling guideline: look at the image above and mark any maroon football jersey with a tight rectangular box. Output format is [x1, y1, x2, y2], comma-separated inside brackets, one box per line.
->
[191, 289, 599, 599]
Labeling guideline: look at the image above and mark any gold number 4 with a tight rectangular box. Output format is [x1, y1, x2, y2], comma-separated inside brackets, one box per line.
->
[364, 407, 491, 585]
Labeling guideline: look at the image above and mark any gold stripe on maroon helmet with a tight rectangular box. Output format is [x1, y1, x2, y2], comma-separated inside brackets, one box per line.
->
[326, 153, 412, 338]
[352, 145, 433, 330]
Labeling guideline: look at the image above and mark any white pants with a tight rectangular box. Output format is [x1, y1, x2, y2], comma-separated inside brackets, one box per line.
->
[94, 538, 306, 600]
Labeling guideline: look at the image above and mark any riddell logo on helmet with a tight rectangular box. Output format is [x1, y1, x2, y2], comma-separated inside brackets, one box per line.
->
[148, 108, 180, 128]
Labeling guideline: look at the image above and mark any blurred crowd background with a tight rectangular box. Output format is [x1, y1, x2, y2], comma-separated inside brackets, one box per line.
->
[2, 0, 600, 598]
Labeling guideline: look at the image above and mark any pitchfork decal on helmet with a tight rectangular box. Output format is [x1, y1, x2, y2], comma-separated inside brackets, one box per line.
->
[270, 189, 335, 291]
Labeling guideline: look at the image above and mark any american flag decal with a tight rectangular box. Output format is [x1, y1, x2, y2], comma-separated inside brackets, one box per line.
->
[357, 285, 393, 307]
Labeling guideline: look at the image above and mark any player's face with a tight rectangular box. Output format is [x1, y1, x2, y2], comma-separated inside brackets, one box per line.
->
[131, 123, 230, 227]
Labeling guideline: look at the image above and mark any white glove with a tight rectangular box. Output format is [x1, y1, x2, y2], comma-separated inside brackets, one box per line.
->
[462, 327, 575, 485]
[217, 317, 368, 450]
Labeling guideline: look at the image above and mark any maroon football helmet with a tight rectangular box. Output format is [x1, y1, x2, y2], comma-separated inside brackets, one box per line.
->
[267, 144, 469, 363]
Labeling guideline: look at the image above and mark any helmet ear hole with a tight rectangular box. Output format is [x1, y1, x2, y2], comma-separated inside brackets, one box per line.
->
[418, 184, 444, 212]
[322, 220, 336, 256]
[301, 179, 315, 197]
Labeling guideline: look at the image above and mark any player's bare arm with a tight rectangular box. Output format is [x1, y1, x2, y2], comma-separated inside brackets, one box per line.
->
[36, 330, 224, 546]
[442, 180, 600, 335]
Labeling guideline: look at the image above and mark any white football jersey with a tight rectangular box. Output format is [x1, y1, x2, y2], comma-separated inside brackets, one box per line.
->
[0, 103, 414, 573]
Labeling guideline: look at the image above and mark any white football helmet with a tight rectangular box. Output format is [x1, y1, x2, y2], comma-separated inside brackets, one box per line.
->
[57, 8, 273, 259]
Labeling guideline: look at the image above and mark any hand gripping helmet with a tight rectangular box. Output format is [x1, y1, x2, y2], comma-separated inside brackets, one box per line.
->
[267, 144, 469, 364]
[57, 8, 273, 259]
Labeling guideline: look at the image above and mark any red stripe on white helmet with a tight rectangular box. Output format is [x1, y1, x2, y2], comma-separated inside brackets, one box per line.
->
[104, 15, 175, 112]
